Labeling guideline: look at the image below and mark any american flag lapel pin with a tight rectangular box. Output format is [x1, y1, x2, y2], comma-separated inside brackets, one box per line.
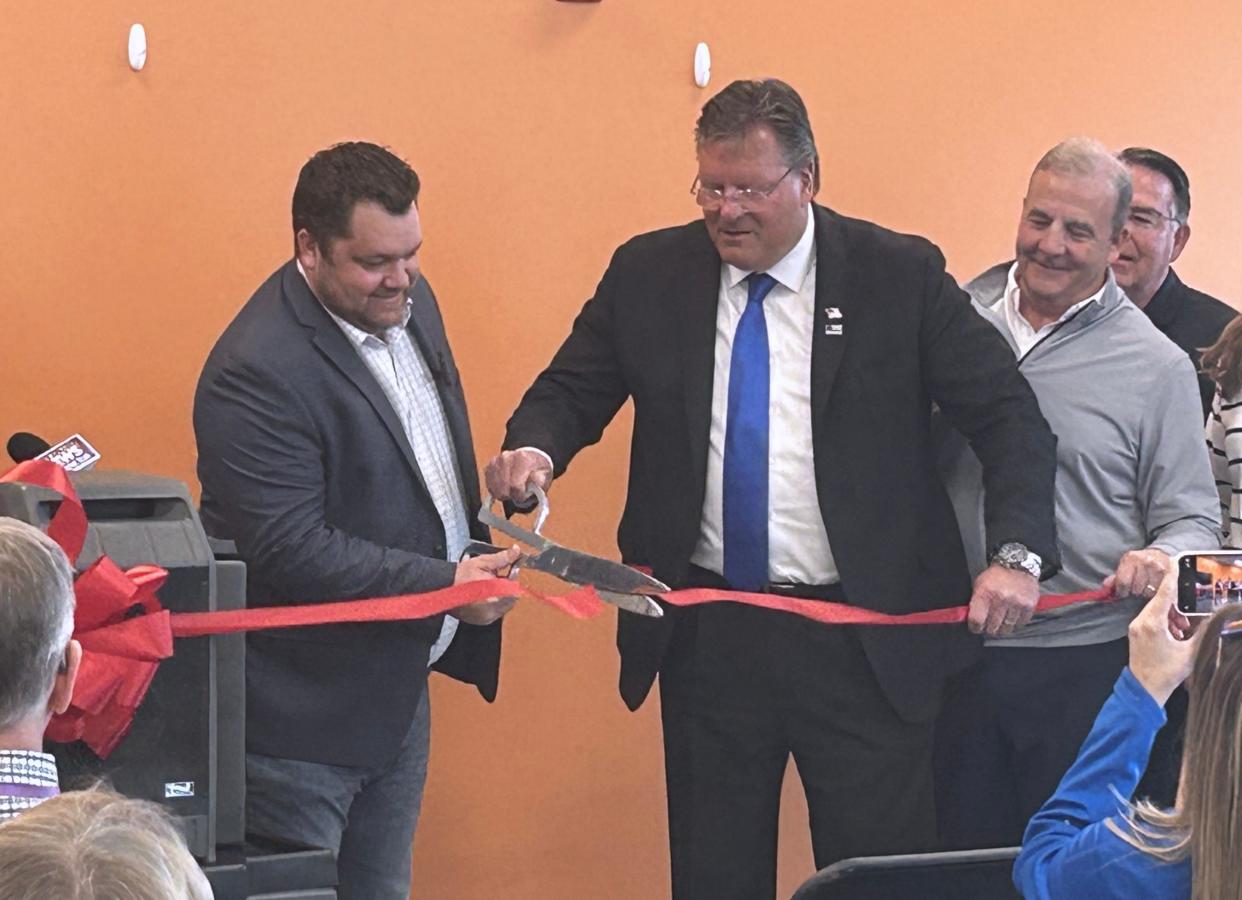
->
[824, 307, 844, 336]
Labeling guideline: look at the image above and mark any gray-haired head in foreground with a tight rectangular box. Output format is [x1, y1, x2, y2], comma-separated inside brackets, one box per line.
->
[0, 517, 75, 732]
[0, 786, 213, 900]
[1033, 137, 1133, 240]
[695, 78, 821, 193]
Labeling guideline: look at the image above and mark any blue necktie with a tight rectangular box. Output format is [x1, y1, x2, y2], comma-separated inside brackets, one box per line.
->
[723, 272, 777, 591]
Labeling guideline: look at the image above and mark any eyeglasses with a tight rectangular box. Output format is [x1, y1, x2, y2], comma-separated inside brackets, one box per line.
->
[691, 166, 795, 210]
[1127, 207, 1183, 231]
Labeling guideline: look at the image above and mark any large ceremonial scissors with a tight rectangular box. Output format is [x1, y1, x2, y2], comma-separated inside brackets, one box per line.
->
[465, 485, 667, 617]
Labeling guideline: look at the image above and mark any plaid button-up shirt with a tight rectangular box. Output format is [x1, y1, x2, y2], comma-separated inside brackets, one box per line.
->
[0, 749, 59, 821]
[314, 281, 471, 665]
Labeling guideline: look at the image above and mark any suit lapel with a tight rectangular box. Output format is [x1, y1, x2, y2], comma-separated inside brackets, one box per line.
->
[676, 226, 726, 504]
[405, 284, 484, 524]
[282, 264, 432, 498]
[810, 205, 853, 425]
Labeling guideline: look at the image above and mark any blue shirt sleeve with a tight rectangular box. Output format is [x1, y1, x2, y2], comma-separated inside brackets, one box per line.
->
[1013, 668, 1191, 899]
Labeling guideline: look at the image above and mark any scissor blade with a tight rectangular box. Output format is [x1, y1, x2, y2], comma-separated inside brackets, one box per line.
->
[597, 590, 664, 618]
[526, 545, 672, 595]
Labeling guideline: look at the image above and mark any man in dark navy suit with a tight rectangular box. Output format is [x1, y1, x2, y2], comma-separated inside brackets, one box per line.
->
[486, 80, 1060, 900]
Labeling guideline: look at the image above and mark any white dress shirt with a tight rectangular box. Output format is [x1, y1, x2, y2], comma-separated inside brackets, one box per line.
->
[689, 211, 838, 585]
[300, 265, 466, 664]
[993, 262, 1108, 358]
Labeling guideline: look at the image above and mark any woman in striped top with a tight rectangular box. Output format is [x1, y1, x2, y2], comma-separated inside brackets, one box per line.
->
[1203, 317, 1242, 548]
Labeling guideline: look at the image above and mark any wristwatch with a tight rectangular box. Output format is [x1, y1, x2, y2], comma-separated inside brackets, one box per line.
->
[990, 542, 1042, 580]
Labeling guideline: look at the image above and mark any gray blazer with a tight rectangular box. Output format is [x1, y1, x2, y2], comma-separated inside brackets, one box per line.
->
[194, 261, 499, 767]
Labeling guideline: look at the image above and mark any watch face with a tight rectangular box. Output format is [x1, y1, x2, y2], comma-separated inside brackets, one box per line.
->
[994, 542, 1039, 576]
[998, 543, 1025, 565]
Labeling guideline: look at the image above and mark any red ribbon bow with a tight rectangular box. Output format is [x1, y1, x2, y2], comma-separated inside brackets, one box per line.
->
[1, 461, 173, 757]
[43, 558, 172, 756]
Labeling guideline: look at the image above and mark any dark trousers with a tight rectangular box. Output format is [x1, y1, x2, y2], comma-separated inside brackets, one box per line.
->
[934, 638, 1129, 850]
[658, 573, 938, 900]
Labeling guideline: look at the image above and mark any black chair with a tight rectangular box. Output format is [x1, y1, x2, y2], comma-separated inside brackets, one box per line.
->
[790, 847, 1022, 900]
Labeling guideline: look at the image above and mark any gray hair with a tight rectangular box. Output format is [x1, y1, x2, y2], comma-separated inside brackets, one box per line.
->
[695, 78, 821, 193]
[1033, 137, 1133, 240]
[0, 786, 213, 899]
[0, 518, 75, 731]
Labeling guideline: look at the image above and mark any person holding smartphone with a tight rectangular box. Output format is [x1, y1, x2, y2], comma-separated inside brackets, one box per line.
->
[1015, 572, 1242, 899]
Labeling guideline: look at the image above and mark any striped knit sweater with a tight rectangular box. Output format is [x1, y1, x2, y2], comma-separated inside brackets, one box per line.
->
[1207, 387, 1242, 548]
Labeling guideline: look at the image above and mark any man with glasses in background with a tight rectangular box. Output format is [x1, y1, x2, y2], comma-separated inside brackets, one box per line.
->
[1113, 147, 1235, 419]
[485, 79, 1059, 900]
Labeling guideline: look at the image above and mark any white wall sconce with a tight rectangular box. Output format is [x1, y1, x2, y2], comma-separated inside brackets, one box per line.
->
[128, 24, 147, 72]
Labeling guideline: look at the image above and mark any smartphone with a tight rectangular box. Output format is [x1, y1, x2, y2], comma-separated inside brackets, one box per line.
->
[1176, 550, 1242, 615]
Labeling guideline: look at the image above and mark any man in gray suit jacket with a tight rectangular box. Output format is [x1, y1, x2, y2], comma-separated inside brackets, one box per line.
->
[194, 142, 517, 900]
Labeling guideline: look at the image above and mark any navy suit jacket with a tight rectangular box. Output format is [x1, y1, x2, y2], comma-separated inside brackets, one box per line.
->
[503, 204, 1059, 723]
[195, 261, 499, 767]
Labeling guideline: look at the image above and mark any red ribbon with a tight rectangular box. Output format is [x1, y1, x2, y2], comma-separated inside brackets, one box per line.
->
[650, 584, 1111, 625]
[1, 460, 1112, 759]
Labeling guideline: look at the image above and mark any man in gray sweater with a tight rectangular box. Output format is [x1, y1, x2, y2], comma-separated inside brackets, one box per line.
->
[934, 138, 1220, 849]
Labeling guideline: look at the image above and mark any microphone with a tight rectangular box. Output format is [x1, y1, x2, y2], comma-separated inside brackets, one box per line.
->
[5, 432, 100, 471]
[7, 431, 51, 463]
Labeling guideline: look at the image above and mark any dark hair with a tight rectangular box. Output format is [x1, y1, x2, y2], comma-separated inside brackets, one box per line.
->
[291, 142, 420, 253]
[695, 79, 820, 192]
[1119, 147, 1191, 223]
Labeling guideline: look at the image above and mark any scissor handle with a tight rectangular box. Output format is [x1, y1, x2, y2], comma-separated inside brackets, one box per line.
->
[524, 483, 550, 535]
[460, 540, 508, 559]
[480, 483, 550, 534]
[460, 540, 522, 581]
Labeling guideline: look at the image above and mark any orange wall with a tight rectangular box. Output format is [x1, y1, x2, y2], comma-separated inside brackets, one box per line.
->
[3, 2, 1241, 897]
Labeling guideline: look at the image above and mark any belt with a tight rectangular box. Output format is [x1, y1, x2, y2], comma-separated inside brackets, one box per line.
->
[686, 564, 846, 603]
[765, 582, 846, 603]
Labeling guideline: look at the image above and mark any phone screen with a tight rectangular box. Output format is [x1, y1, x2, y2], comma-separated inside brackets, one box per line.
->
[1178, 552, 1242, 614]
